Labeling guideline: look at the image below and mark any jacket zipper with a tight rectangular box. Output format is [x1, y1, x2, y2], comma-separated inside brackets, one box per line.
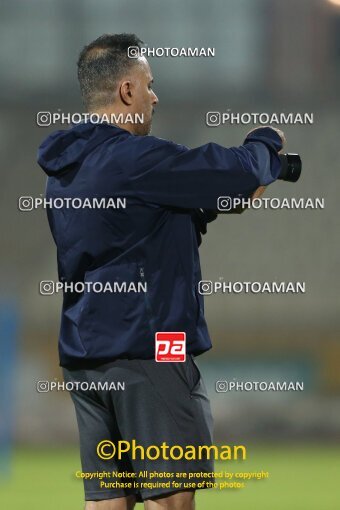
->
[139, 266, 156, 337]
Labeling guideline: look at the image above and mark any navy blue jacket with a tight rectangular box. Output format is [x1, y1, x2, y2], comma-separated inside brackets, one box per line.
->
[38, 122, 282, 367]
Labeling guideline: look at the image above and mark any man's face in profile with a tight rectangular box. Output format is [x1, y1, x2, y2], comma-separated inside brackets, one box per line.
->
[129, 57, 158, 135]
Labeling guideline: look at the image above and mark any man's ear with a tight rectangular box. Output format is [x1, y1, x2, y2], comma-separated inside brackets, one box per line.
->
[119, 80, 133, 105]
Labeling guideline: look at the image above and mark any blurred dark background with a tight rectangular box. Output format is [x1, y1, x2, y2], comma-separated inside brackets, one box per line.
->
[1, 0, 340, 448]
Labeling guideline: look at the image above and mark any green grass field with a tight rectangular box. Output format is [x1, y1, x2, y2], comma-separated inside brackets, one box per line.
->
[1, 445, 339, 509]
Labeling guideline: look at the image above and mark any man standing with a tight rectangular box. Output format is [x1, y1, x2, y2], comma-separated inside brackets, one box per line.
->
[38, 34, 284, 510]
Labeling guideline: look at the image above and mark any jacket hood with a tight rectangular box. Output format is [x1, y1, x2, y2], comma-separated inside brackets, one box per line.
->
[37, 122, 127, 176]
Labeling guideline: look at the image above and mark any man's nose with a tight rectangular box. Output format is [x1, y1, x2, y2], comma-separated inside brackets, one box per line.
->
[152, 91, 159, 105]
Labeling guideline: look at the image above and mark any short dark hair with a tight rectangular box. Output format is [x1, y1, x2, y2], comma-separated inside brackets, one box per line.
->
[77, 33, 143, 110]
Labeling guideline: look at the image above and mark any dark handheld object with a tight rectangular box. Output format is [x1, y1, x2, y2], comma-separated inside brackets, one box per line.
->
[278, 153, 302, 182]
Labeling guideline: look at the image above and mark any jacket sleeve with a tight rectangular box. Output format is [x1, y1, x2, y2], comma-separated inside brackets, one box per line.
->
[127, 127, 282, 209]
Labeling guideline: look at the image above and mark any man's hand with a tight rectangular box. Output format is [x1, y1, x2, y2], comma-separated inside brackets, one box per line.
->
[250, 185, 266, 200]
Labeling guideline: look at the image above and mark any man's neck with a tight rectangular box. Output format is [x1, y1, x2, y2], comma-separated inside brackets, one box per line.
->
[89, 107, 136, 135]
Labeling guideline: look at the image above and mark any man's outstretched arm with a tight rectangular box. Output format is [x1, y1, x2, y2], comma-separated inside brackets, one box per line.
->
[127, 126, 284, 210]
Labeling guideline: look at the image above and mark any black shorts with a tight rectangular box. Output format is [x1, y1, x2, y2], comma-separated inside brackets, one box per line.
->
[63, 356, 214, 502]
